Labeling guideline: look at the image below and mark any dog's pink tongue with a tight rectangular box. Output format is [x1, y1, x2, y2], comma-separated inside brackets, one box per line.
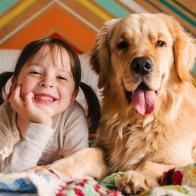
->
[132, 89, 156, 115]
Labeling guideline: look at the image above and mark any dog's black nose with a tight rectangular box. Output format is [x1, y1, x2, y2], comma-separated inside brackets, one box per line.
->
[131, 57, 153, 75]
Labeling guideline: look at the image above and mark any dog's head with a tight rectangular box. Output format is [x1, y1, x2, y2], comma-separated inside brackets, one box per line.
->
[90, 13, 195, 116]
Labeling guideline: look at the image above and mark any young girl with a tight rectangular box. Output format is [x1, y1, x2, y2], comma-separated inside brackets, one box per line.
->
[0, 37, 100, 173]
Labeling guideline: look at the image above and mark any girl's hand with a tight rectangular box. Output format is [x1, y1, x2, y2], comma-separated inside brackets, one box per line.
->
[8, 85, 52, 126]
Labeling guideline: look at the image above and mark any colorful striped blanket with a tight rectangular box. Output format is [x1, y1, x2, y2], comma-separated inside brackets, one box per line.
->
[0, 163, 195, 196]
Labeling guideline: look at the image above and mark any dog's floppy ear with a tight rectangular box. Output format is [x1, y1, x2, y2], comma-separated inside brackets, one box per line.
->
[90, 19, 119, 88]
[169, 16, 195, 82]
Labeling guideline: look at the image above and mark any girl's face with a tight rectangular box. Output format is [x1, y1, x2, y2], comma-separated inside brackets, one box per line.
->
[15, 46, 76, 117]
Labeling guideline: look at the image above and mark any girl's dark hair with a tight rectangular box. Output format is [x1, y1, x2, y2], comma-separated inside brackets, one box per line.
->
[0, 37, 100, 131]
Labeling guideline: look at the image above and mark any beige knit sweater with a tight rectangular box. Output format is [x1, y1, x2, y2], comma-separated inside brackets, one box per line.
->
[0, 102, 88, 173]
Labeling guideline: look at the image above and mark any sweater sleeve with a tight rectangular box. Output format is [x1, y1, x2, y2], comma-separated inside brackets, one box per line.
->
[61, 103, 89, 157]
[0, 122, 54, 173]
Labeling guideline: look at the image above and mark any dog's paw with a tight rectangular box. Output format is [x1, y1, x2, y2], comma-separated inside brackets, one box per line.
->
[115, 170, 158, 194]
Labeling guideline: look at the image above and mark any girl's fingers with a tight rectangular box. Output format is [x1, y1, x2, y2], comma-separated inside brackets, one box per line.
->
[24, 92, 34, 107]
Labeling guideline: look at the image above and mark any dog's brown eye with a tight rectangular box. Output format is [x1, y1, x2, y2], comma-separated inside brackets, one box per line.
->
[117, 40, 129, 50]
[156, 40, 167, 47]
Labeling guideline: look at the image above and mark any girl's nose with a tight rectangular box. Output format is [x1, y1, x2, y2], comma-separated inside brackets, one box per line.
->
[39, 76, 54, 88]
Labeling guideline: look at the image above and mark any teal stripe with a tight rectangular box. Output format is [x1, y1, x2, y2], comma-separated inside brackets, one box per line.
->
[0, 0, 19, 16]
[160, 0, 195, 27]
[94, 0, 130, 18]
[172, 0, 196, 18]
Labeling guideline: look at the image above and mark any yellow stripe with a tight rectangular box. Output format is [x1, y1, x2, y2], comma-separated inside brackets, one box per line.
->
[78, 0, 112, 21]
[0, 0, 37, 28]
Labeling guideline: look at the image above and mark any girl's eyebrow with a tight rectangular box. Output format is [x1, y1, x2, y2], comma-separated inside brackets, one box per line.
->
[59, 70, 73, 78]
[28, 63, 73, 77]
[27, 63, 66, 71]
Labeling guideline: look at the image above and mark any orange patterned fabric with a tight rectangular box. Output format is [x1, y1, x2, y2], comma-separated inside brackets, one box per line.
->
[0, 0, 195, 53]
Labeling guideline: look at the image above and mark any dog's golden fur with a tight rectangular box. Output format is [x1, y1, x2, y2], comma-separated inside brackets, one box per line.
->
[91, 13, 196, 167]
[48, 13, 196, 193]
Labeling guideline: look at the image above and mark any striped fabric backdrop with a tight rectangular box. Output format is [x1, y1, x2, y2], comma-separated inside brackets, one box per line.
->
[0, 0, 195, 53]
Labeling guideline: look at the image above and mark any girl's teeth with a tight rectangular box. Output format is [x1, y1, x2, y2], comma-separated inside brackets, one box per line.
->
[35, 95, 53, 101]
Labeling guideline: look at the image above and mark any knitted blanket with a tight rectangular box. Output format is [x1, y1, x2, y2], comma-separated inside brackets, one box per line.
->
[0, 163, 195, 196]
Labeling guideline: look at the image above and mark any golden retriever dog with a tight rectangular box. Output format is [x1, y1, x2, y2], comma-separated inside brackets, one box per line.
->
[47, 13, 196, 194]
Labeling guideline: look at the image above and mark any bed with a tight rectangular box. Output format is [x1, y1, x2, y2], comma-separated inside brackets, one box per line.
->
[0, 50, 195, 195]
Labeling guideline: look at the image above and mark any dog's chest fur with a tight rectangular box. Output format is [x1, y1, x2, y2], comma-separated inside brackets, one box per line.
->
[97, 112, 165, 171]
[98, 107, 196, 172]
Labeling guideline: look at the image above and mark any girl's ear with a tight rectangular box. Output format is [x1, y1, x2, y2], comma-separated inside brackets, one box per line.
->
[71, 89, 78, 103]
[11, 77, 17, 90]
[7, 77, 17, 99]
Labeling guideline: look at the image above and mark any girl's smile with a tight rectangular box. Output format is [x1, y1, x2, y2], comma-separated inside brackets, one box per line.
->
[34, 93, 58, 103]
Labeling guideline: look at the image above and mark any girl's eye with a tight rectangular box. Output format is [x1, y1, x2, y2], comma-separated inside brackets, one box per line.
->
[57, 76, 67, 81]
[29, 70, 42, 75]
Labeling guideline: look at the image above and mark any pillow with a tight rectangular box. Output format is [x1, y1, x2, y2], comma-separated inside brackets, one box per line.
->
[77, 54, 100, 107]
[0, 49, 21, 73]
